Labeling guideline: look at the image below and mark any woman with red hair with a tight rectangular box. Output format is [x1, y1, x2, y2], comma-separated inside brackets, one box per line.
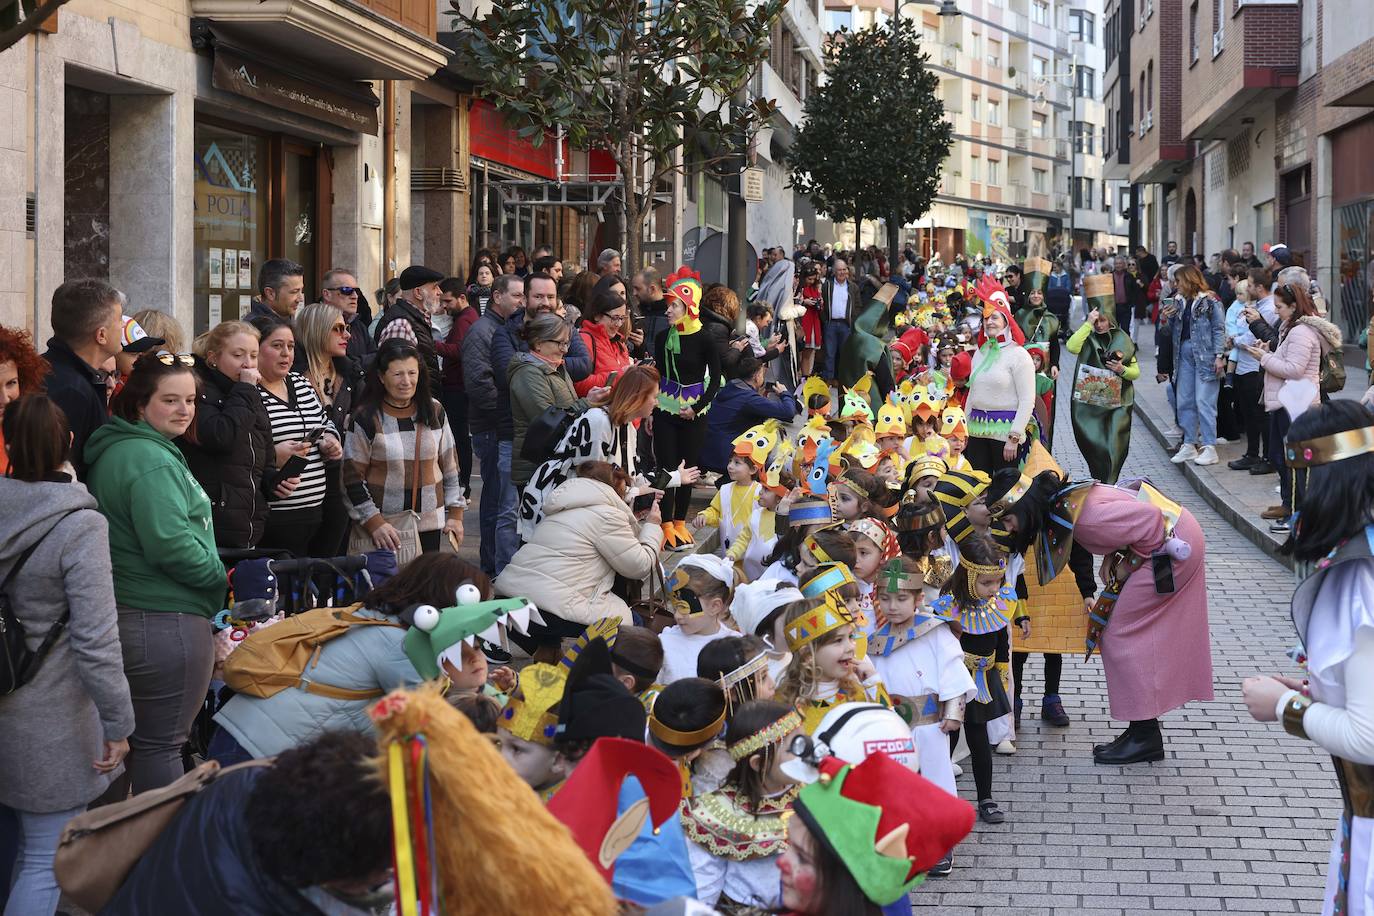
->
[0, 325, 51, 475]
[951, 279, 1034, 474]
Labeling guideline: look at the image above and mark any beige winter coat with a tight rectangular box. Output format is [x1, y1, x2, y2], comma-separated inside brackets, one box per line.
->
[494, 476, 661, 626]
[1259, 316, 1342, 412]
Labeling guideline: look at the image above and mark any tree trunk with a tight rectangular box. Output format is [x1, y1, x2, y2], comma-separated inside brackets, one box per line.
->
[887, 215, 900, 277]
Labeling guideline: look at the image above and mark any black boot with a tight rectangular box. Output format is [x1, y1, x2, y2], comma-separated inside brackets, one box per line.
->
[1092, 725, 1133, 755]
[1094, 719, 1163, 765]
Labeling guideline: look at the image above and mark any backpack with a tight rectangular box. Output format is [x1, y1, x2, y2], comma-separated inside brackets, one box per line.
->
[1321, 345, 1347, 394]
[219, 604, 404, 700]
[1, 511, 79, 695]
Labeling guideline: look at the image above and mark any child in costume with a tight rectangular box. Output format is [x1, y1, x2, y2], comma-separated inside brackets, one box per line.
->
[758, 494, 833, 585]
[775, 587, 892, 735]
[659, 556, 741, 684]
[869, 556, 976, 877]
[698, 635, 777, 709]
[647, 676, 729, 799]
[794, 523, 856, 582]
[776, 750, 975, 915]
[497, 662, 569, 799]
[931, 533, 1017, 824]
[828, 467, 881, 525]
[738, 445, 796, 581]
[895, 493, 956, 602]
[847, 517, 901, 629]
[682, 700, 806, 912]
[693, 429, 767, 557]
[940, 405, 973, 472]
[402, 584, 541, 704]
[609, 624, 667, 712]
[730, 580, 808, 683]
[1025, 341, 1055, 447]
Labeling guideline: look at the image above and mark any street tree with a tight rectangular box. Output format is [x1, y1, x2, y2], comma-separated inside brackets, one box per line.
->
[0, 0, 69, 54]
[787, 23, 952, 267]
[450, 0, 786, 270]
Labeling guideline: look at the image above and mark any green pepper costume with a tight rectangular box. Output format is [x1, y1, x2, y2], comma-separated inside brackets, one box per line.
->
[1068, 273, 1137, 484]
[1013, 257, 1061, 445]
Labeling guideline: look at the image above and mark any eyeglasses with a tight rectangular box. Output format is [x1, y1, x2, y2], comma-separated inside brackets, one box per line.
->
[330, 324, 349, 335]
[155, 352, 195, 367]
[603, 311, 628, 322]
[325, 286, 360, 296]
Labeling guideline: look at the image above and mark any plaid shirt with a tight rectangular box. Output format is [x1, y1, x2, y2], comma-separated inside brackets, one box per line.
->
[342, 402, 465, 532]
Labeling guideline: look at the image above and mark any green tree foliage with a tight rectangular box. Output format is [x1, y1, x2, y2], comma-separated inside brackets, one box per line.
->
[449, 0, 785, 269]
[787, 23, 953, 263]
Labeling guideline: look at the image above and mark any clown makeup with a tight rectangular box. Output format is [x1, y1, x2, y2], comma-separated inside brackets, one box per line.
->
[973, 569, 1004, 600]
[441, 642, 490, 692]
[831, 487, 863, 522]
[852, 538, 884, 583]
[811, 624, 856, 681]
[498, 729, 559, 791]
[778, 814, 820, 913]
[727, 454, 756, 485]
[877, 588, 924, 628]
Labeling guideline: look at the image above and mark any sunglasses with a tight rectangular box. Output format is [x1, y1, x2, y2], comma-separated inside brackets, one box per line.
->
[330, 323, 349, 335]
[155, 352, 195, 367]
[326, 286, 360, 296]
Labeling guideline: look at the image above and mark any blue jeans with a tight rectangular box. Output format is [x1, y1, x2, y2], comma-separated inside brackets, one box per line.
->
[4, 805, 85, 916]
[1174, 339, 1218, 447]
[823, 319, 851, 379]
[472, 430, 518, 576]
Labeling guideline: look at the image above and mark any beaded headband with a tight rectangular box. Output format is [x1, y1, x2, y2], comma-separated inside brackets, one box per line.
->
[987, 472, 1034, 518]
[648, 707, 727, 748]
[1285, 426, 1374, 468]
[962, 556, 1007, 592]
[719, 650, 769, 695]
[849, 517, 900, 562]
[728, 709, 803, 761]
[784, 593, 854, 653]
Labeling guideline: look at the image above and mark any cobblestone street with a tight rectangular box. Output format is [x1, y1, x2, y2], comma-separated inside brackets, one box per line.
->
[918, 370, 1343, 915]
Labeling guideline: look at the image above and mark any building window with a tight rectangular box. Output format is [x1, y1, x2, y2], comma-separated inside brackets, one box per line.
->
[1032, 113, 1047, 138]
[970, 31, 982, 60]
[988, 99, 1001, 126]
[1119, 187, 1131, 217]
[1105, 10, 1117, 65]
[987, 40, 1001, 69]
[1033, 168, 1047, 193]
[823, 8, 851, 32]
[1073, 121, 1095, 155]
[1147, 60, 1154, 112]
[971, 95, 981, 120]
[1073, 177, 1093, 210]
[1032, 1, 1050, 26]
[1138, 73, 1145, 121]
[970, 156, 980, 183]
[1076, 66, 1096, 99]
[1032, 56, 1048, 80]
[1189, 3, 1199, 63]
[923, 26, 939, 47]
[1070, 9, 1095, 43]
[987, 159, 1001, 185]
[1106, 108, 1114, 155]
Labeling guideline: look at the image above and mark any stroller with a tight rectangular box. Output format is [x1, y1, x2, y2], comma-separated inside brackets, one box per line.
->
[183, 547, 398, 766]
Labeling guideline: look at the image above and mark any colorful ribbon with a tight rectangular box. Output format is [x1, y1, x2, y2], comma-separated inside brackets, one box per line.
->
[963, 652, 996, 704]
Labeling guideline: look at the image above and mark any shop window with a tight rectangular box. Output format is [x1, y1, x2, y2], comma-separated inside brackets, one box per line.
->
[193, 119, 328, 334]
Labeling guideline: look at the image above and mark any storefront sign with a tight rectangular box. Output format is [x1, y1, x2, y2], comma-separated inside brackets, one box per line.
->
[213, 47, 378, 135]
[470, 99, 567, 181]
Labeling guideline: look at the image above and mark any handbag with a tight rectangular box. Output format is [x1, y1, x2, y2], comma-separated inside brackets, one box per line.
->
[54, 758, 273, 912]
[521, 404, 578, 464]
[348, 426, 423, 566]
[629, 561, 675, 635]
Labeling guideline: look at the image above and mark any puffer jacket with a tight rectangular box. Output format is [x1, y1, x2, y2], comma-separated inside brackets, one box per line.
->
[0, 478, 134, 813]
[179, 356, 274, 549]
[507, 352, 590, 487]
[701, 306, 736, 354]
[1259, 316, 1342, 412]
[575, 319, 632, 396]
[494, 477, 661, 626]
[213, 606, 419, 758]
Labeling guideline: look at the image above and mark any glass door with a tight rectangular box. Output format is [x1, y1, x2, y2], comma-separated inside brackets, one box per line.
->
[283, 144, 318, 304]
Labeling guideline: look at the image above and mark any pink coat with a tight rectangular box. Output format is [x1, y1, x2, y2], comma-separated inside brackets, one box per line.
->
[1259, 316, 1341, 412]
[1071, 485, 1213, 721]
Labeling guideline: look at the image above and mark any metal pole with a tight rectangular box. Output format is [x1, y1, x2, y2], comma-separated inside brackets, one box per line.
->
[1069, 59, 1076, 258]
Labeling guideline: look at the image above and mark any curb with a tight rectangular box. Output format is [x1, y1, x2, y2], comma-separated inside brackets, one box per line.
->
[1130, 398, 1295, 572]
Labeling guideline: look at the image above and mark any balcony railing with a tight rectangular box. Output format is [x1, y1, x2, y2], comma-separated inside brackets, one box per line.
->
[1006, 182, 1030, 206]
[1054, 192, 1071, 214]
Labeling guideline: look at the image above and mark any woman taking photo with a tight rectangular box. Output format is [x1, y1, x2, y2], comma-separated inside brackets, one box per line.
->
[575, 285, 634, 396]
[0, 325, 49, 475]
[295, 302, 359, 556]
[343, 339, 465, 560]
[248, 315, 341, 557]
[508, 312, 605, 492]
[0, 395, 134, 915]
[180, 320, 276, 550]
[1243, 282, 1341, 534]
[85, 353, 227, 794]
[1243, 400, 1374, 916]
[1159, 264, 1226, 468]
[655, 268, 722, 551]
[497, 460, 662, 659]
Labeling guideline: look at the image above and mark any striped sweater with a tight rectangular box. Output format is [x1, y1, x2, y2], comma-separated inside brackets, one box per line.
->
[258, 372, 336, 512]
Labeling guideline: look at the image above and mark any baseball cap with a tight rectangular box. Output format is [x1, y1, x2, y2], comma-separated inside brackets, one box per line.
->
[120, 316, 164, 353]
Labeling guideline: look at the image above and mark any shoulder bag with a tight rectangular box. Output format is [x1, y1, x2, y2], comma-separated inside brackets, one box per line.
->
[1, 510, 80, 694]
[349, 424, 423, 566]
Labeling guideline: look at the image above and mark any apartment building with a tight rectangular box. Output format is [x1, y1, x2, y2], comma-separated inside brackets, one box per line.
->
[1067, 0, 1129, 254]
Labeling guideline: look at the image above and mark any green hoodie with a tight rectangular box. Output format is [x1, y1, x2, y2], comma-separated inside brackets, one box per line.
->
[85, 416, 226, 618]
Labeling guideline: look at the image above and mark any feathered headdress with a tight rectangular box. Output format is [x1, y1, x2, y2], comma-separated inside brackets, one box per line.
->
[973, 276, 1024, 347]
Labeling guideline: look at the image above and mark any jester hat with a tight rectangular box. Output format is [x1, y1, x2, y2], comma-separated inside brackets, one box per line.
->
[794, 752, 975, 905]
[403, 585, 544, 680]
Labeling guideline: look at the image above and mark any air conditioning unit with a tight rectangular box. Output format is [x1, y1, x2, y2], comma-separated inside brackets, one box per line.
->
[1212, 30, 1224, 56]
[411, 168, 467, 192]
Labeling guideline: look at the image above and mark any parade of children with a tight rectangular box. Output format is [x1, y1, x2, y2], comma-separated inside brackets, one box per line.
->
[28, 246, 1374, 916]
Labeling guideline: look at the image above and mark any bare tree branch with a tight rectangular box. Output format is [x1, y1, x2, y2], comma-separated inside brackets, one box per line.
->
[0, 0, 68, 55]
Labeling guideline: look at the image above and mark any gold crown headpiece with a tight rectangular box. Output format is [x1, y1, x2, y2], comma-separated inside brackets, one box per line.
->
[1285, 426, 1374, 468]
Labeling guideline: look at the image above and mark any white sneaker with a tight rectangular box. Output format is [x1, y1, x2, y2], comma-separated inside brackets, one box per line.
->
[1193, 445, 1219, 466]
[1171, 443, 1199, 463]
[995, 739, 1017, 755]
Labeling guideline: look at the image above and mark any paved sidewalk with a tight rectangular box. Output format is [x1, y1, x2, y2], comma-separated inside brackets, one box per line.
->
[919, 368, 1342, 916]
